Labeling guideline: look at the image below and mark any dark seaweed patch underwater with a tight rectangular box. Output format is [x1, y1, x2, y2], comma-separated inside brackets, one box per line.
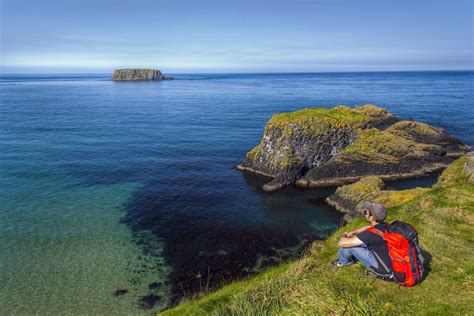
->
[123, 172, 339, 306]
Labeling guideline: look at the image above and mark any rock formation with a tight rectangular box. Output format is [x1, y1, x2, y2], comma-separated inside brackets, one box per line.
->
[325, 176, 429, 222]
[237, 104, 467, 192]
[327, 153, 472, 222]
[112, 69, 173, 81]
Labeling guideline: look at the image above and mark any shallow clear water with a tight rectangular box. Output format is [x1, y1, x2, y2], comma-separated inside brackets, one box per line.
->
[1, 71, 473, 314]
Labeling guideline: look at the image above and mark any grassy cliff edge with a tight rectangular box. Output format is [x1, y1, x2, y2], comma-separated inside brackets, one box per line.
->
[161, 155, 474, 315]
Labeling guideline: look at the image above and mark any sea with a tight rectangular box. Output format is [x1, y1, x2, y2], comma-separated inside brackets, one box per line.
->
[1, 71, 473, 314]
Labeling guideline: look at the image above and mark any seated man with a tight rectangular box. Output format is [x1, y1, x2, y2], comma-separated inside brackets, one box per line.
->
[333, 201, 392, 274]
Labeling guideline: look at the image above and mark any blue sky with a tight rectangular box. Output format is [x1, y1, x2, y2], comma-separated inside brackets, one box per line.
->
[1, 0, 473, 73]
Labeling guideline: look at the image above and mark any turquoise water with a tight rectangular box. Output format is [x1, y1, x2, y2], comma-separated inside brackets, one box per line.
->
[1, 72, 473, 314]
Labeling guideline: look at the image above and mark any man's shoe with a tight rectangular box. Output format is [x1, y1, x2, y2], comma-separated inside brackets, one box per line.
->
[331, 260, 354, 267]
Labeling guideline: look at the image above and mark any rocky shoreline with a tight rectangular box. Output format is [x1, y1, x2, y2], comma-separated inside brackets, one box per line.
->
[238, 104, 467, 192]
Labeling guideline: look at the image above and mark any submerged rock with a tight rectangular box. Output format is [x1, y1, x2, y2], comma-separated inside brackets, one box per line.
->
[148, 282, 161, 290]
[238, 104, 467, 191]
[139, 294, 162, 309]
[112, 69, 173, 81]
[114, 289, 128, 296]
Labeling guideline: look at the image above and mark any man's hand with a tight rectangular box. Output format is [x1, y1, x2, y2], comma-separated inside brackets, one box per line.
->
[342, 231, 352, 238]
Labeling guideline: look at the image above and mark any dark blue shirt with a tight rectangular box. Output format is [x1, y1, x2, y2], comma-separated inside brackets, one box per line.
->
[358, 222, 393, 273]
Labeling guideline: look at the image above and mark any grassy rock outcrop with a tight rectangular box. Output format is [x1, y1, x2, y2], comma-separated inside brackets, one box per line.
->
[238, 104, 466, 191]
[435, 154, 472, 188]
[385, 120, 466, 157]
[326, 176, 430, 221]
[112, 69, 173, 81]
[328, 154, 473, 222]
[297, 128, 451, 187]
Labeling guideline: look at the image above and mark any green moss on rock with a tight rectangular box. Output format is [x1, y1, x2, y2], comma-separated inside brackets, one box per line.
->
[246, 142, 263, 161]
[340, 128, 442, 164]
[267, 104, 396, 133]
[268, 106, 369, 131]
[351, 103, 393, 117]
[434, 156, 470, 188]
[386, 120, 445, 140]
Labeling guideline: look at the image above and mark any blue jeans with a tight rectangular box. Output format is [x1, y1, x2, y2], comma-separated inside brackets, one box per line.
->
[338, 244, 379, 269]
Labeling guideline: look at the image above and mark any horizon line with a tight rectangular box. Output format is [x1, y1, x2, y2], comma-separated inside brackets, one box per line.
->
[1, 69, 473, 76]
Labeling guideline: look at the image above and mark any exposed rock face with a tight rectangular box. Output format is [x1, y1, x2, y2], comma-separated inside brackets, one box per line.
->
[464, 152, 474, 185]
[112, 69, 173, 81]
[237, 123, 358, 191]
[238, 104, 467, 192]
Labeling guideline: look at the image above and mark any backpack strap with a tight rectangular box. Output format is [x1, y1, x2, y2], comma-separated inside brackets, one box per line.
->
[366, 227, 392, 274]
[372, 250, 392, 274]
[366, 267, 395, 281]
[368, 227, 385, 239]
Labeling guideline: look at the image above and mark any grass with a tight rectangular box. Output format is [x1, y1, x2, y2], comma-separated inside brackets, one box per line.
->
[386, 120, 445, 141]
[268, 105, 371, 129]
[435, 156, 469, 188]
[340, 128, 439, 164]
[161, 157, 474, 315]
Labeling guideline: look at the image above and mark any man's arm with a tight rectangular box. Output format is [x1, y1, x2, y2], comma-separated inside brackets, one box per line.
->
[342, 225, 371, 238]
[350, 225, 371, 236]
[339, 236, 364, 248]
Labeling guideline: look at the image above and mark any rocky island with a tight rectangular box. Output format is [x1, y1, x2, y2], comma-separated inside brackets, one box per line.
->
[237, 104, 467, 192]
[112, 69, 173, 81]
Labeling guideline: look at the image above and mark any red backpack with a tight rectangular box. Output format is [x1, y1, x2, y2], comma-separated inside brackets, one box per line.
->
[367, 221, 425, 287]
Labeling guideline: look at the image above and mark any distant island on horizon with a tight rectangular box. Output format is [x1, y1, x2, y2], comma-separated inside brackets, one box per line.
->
[112, 69, 174, 81]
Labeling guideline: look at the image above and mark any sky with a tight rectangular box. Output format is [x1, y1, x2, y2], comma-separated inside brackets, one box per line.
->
[1, 0, 473, 73]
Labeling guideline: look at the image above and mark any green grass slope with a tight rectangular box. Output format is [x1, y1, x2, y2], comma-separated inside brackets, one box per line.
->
[161, 157, 474, 315]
